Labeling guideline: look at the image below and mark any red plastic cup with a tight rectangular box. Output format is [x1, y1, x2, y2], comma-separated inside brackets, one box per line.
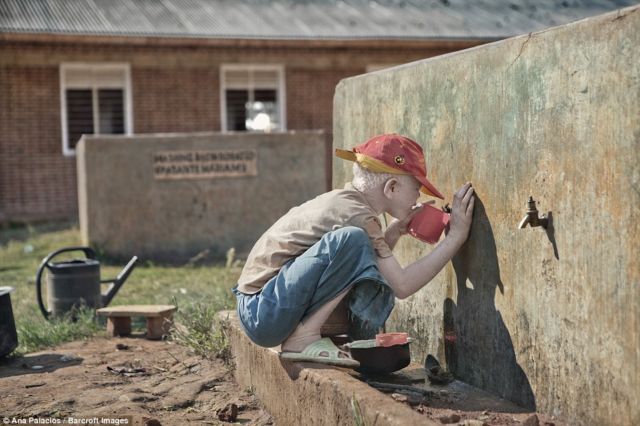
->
[407, 204, 450, 244]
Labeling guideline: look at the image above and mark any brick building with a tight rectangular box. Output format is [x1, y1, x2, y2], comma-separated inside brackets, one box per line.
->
[1, 0, 634, 223]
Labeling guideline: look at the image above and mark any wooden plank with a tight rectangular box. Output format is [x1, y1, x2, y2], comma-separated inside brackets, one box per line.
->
[96, 304, 176, 317]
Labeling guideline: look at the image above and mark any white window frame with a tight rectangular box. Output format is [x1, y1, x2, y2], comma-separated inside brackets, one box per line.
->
[220, 64, 286, 132]
[60, 63, 133, 156]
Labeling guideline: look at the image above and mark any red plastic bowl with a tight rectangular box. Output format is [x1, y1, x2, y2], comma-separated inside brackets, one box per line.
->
[375, 332, 408, 347]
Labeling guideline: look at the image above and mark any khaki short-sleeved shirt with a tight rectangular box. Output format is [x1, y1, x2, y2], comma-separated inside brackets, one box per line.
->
[236, 183, 393, 294]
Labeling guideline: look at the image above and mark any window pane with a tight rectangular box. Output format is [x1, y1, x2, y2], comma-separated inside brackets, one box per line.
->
[246, 89, 278, 132]
[254, 90, 276, 103]
[66, 89, 94, 149]
[98, 89, 124, 134]
[226, 90, 249, 131]
[252, 70, 279, 89]
[224, 70, 250, 88]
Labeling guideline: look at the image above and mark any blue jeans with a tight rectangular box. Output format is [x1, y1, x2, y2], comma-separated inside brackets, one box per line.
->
[232, 226, 395, 347]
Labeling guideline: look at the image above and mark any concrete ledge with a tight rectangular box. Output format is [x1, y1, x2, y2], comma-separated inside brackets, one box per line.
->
[221, 311, 435, 425]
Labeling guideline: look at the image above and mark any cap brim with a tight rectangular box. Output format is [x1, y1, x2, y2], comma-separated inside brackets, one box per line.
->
[416, 175, 444, 199]
[335, 148, 357, 161]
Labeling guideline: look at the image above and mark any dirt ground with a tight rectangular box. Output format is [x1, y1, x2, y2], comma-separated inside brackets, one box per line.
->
[0, 336, 273, 425]
[0, 336, 563, 426]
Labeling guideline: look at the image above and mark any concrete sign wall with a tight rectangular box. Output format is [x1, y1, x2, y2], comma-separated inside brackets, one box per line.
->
[333, 6, 639, 425]
[77, 131, 326, 262]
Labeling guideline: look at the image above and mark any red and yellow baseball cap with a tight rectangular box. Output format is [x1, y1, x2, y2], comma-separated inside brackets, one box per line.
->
[335, 133, 444, 199]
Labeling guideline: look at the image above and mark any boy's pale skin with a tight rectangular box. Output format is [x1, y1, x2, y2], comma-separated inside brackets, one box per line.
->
[281, 176, 475, 357]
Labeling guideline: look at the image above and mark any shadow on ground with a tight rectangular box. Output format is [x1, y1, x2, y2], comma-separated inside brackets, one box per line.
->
[0, 353, 83, 378]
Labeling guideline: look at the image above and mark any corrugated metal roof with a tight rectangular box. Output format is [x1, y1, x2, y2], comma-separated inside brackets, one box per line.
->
[0, 0, 637, 40]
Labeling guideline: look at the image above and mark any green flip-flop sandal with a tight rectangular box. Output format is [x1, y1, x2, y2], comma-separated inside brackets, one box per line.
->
[280, 337, 360, 368]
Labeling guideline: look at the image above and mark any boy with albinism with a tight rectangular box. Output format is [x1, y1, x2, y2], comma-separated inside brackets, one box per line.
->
[232, 133, 474, 367]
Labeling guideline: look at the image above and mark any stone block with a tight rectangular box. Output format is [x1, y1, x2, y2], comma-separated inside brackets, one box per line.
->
[77, 131, 326, 262]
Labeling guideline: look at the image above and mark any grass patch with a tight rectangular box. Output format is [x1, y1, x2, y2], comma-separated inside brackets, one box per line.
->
[171, 304, 232, 362]
[14, 307, 101, 356]
[0, 222, 241, 356]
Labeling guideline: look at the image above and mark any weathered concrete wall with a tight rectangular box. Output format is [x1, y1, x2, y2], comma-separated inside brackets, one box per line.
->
[77, 131, 326, 262]
[333, 6, 639, 425]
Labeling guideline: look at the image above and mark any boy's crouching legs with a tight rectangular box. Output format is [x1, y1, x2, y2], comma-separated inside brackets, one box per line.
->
[238, 225, 386, 364]
[280, 226, 370, 357]
[280, 286, 351, 354]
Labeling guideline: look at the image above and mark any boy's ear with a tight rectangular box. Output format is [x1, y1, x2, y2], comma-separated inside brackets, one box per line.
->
[383, 178, 399, 199]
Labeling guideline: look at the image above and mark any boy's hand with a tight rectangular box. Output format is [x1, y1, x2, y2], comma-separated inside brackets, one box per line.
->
[446, 182, 475, 246]
[378, 184, 474, 299]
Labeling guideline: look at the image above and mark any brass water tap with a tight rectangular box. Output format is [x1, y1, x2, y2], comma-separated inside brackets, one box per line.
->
[518, 196, 548, 229]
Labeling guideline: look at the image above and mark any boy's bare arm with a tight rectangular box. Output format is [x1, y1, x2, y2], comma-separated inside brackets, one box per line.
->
[377, 183, 475, 299]
[383, 219, 403, 250]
